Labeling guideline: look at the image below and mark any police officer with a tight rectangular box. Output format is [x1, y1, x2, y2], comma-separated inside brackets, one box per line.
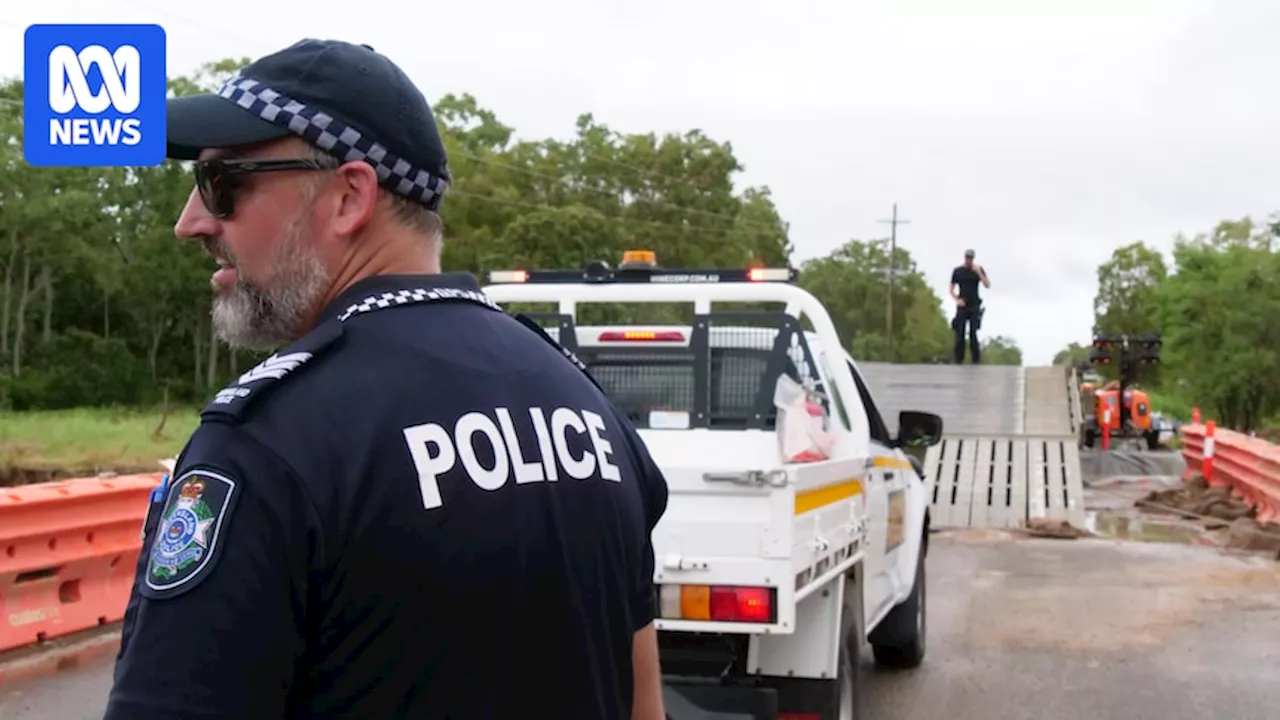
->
[948, 248, 991, 364]
[104, 39, 669, 720]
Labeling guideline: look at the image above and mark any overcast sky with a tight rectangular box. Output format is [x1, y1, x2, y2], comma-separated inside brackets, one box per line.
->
[2, 0, 1277, 365]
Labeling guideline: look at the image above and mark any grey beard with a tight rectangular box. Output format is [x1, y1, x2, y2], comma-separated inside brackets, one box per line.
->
[210, 220, 332, 352]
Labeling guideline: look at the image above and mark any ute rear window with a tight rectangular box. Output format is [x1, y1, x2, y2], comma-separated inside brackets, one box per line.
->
[568, 317, 827, 431]
[582, 348, 801, 430]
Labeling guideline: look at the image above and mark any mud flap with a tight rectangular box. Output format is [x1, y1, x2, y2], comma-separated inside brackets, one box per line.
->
[662, 681, 777, 720]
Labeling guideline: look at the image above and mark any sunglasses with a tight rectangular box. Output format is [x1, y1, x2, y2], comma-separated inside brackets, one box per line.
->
[193, 157, 335, 219]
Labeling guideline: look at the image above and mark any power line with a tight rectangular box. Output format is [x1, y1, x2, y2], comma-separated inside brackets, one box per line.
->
[119, 0, 270, 56]
[877, 203, 911, 362]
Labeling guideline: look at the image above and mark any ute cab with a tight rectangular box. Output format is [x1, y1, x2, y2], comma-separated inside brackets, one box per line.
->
[484, 251, 942, 720]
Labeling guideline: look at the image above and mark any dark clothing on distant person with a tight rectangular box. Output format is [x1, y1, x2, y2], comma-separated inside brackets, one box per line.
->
[951, 265, 984, 364]
[950, 266, 983, 307]
[952, 306, 982, 364]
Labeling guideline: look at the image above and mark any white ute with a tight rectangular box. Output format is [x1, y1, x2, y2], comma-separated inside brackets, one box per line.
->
[484, 252, 943, 720]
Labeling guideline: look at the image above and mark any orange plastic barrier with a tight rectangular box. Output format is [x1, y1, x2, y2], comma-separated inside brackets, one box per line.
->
[0, 474, 161, 653]
[1179, 424, 1280, 525]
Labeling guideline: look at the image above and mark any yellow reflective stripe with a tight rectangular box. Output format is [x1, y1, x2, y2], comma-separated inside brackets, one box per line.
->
[794, 478, 863, 515]
[873, 456, 914, 471]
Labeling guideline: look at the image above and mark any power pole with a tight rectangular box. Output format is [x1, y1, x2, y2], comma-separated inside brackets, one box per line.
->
[878, 203, 910, 362]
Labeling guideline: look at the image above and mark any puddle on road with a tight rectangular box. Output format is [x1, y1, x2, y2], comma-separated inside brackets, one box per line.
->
[1085, 510, 1213, 545]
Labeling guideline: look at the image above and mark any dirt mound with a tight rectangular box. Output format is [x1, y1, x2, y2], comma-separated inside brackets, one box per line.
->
[1139, 474, 1254, 521]
[1020, 517, 1091, 539]
[0, 464, 158, 488]
[1223, 517, 1280, 557]
[1137, 473, 1280, 558]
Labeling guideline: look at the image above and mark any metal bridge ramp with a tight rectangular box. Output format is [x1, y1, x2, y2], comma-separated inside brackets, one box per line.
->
[858, 363, 1086, 530]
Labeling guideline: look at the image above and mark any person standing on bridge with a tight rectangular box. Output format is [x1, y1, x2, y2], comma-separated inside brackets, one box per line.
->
[949, 249, 991, 364]
[103, 38, 668, 720]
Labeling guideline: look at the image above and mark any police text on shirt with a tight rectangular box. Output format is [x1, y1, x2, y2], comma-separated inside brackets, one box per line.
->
[403, 406, 622, 510]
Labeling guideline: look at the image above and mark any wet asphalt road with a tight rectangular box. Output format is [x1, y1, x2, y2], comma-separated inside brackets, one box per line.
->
[3, 529, 1278, 719]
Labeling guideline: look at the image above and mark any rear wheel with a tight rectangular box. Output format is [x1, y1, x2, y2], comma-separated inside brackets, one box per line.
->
[777, 571, 865, 720]
[869, 540, 927, 669]
[773, 630, 864, 720]
[839, 566, 866, 720]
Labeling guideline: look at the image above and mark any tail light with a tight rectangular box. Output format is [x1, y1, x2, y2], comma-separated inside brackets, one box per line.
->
[659, 584, 776, 624]
[597, 330, 686, 342]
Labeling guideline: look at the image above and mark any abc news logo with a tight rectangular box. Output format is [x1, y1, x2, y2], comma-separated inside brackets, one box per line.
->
[23, 24, 166, 167]
[48, 44, 143, 146]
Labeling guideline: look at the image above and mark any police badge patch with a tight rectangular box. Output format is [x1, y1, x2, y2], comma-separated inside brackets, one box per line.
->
[142, 468, 238, 599]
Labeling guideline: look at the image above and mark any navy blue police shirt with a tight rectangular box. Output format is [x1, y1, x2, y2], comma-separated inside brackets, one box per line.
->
[104, 272, 670, 720]
[950, 265, 982, 307]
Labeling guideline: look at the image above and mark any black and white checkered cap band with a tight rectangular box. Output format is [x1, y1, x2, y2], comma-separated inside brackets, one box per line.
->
[335, 287, 503, 322]
[217, 75, 449, 210]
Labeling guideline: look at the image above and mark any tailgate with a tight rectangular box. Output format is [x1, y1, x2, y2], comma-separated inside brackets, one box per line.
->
[647, 443, 868, 636]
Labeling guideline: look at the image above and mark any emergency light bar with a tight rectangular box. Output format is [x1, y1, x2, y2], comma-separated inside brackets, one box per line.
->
[485, 250, 798, 286]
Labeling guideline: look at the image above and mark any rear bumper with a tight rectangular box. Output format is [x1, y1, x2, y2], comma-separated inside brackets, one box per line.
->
[663, 677, 778, 720]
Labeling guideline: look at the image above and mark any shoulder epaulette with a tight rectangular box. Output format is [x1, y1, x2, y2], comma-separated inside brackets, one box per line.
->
[201, 319, 345, 422]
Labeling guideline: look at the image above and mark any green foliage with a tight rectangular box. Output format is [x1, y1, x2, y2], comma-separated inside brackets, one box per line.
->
[980, 335, 1023, 366]
[0, 62, 805, 411]
[0, 56, 1029, 416]
[1051, 217, 1280, 431]
[1052, 341, 1090, 367]
[1093, 241, 1168, 336]
[796, 239, 959, 363]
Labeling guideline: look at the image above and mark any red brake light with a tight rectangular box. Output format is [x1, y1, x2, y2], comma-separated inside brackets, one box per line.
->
[709, 586, 773, 623]
[659, 584, 777, 624]
[597, 331, 686, 342]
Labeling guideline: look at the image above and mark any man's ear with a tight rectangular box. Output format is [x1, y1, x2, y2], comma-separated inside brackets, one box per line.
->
[329, 161, 381, 239]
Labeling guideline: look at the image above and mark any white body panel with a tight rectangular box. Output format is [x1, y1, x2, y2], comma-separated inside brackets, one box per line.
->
[483, 277, 930, 681]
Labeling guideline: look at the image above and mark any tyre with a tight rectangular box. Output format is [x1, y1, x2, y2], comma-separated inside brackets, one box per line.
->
[840, 568, 866, 720]
[770, 569, 867, 720]
[869, 540, 926, 669]
[773, 595, 865, 720]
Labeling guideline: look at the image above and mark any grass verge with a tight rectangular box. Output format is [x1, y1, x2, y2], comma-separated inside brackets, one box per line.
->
[0, 406, 200, 485]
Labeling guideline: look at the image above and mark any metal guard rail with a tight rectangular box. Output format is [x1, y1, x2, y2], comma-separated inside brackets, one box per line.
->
[1179, 423, 1280, 525]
